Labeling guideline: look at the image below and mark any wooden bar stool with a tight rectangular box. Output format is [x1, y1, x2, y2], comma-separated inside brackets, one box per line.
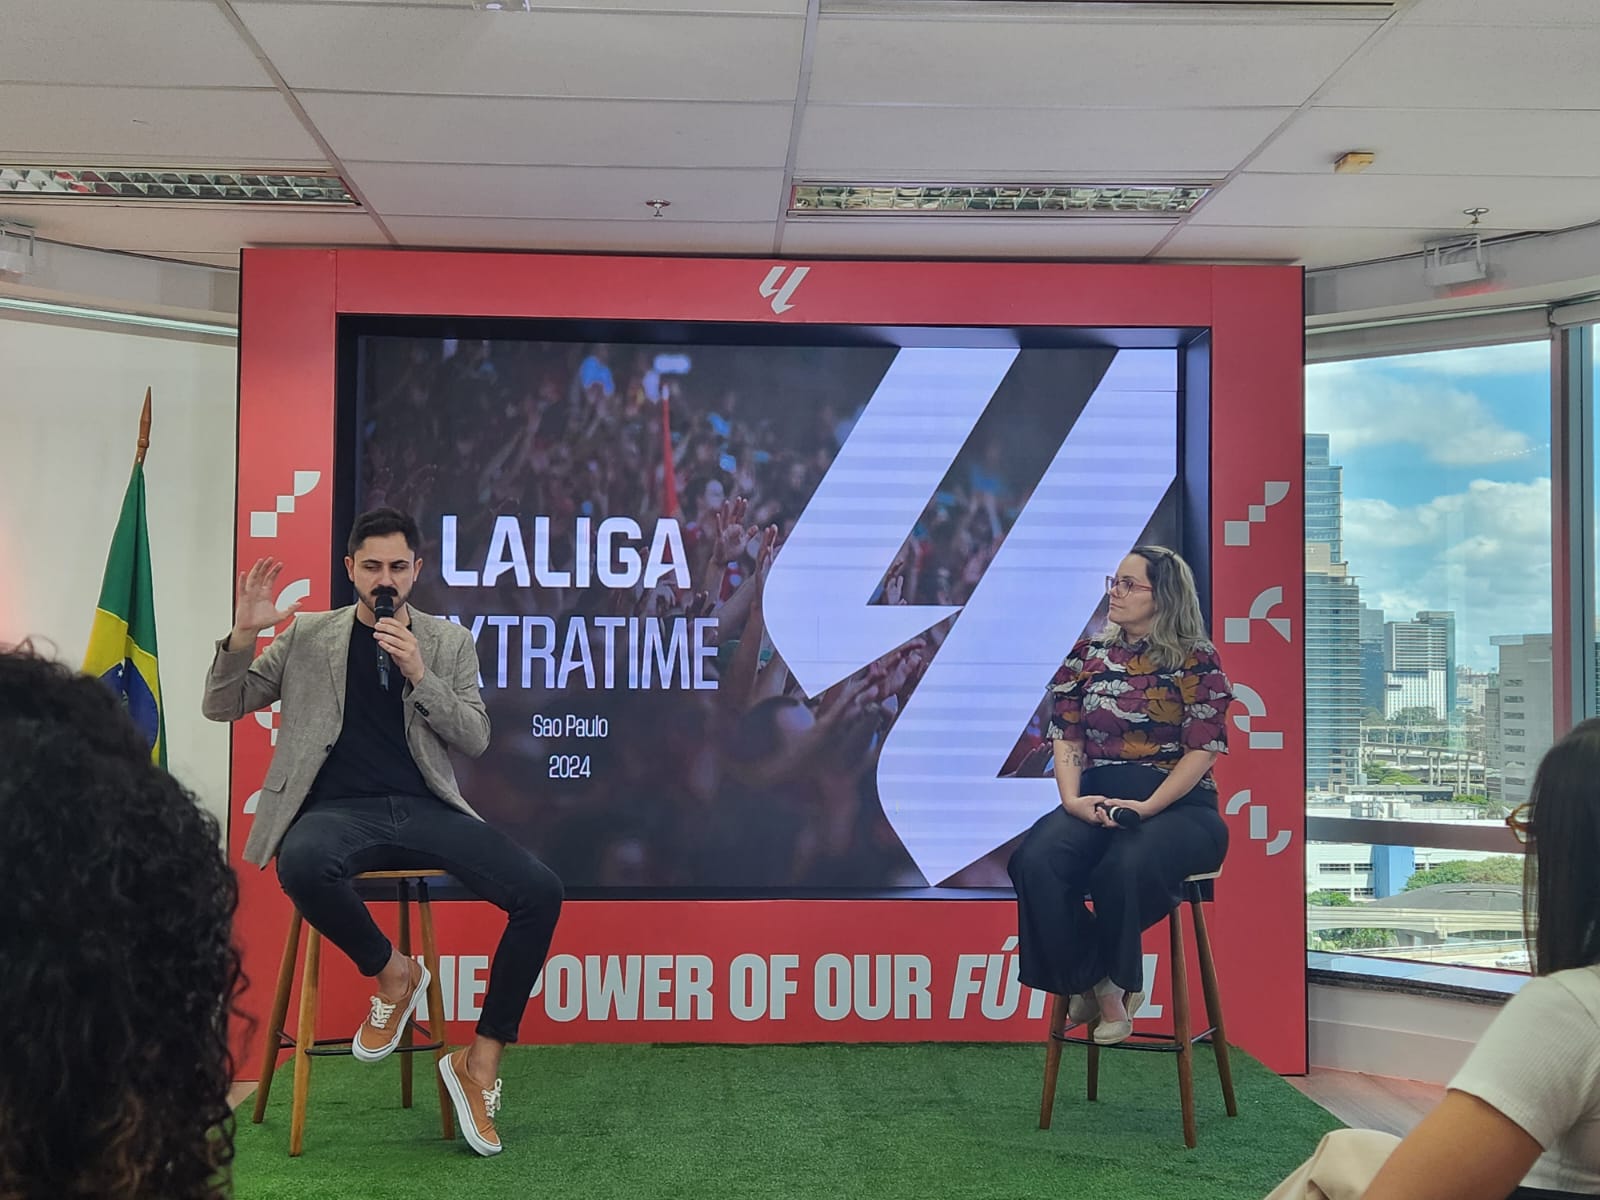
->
[251, 869, 456, 1156]
[1037, 870, 1237, 1148]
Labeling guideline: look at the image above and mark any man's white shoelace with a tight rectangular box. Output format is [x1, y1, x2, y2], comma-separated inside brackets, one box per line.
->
[482, 1079, 503, 1120]
[366, 995, 397, 1031]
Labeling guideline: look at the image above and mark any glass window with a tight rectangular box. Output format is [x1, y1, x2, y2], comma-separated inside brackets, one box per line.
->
[1305, 341, 1550, 971]
[1593, 323, 1600, 719]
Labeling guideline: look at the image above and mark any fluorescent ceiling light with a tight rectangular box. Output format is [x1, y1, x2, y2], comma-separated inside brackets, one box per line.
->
[0, 167, 356, 206]
[0, 296, 237, 338]
[790, 182, 1211, 216]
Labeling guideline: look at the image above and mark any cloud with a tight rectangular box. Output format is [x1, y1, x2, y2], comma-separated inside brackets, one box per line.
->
[1307, 369, 1536, 466]
[1341, 478, 1552, 670]
[1380, 341, 1549, 377]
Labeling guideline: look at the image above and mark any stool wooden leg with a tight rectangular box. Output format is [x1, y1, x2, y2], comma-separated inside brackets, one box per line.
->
[1038, 993, 1067, 1130]
[397, 880, 414, 1110]
[253, 910, 303, 1124]
[418, 882, 455, 1141]
[1170, 907, 1197, 1149]
[1191, 897, 1237, 1118]
[289, 928, 321, 1157]
[1086, 1039, 1100, 1102]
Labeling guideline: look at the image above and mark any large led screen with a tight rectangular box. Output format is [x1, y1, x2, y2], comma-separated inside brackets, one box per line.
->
[351, 331, 1184, 894]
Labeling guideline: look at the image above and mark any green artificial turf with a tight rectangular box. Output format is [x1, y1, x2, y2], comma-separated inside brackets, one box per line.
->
[232, 1042, 1338, 1200]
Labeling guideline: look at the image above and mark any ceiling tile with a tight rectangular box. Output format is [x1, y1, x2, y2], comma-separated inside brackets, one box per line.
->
[1154, 223, 1520, 269]
[778, 217, 1170, 258]
[1189, 172, 1600, 231]
[239, 0, 806, 9]
[384, 215, 774, 253]
[1403, 0, 1600, 24]
[1251, 107, 1600, 179]
[0, 201, 388, 255]
[797, 105, 1290, 178]
[345, 162, 784, 221]
[297, 93, 793, 168]
[1, 0, 272, 88]
[809, 16, 1378, 108]
[1319, 24, 1600, 109]
[236, 4, 803, 100]
[0, 85, 324, 166]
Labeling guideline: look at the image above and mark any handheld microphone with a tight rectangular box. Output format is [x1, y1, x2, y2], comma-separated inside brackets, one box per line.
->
[373, 589, 396, 692]
[1104, 804, 1141, 830]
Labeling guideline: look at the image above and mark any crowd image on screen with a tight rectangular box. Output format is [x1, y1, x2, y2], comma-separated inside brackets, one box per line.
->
[357, 338, 1138, 890]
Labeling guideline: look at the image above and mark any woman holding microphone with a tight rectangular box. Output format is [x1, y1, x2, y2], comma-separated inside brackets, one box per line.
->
[1009, 545, 1234, 1044]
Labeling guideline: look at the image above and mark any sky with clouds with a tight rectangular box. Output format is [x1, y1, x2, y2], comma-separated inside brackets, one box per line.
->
[1306, 339, 1556, 673]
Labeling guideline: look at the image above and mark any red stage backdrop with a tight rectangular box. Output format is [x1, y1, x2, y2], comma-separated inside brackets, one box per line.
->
[232, 250, 1305, 1075]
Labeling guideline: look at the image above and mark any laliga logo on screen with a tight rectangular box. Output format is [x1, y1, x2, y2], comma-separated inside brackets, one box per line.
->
[758, 265, 810, 314]
[250, 470, 322, 539]
[763, 346, 1183, 885]
[1223, 586, 1292, 644]
[1224, 789, 1293, 856]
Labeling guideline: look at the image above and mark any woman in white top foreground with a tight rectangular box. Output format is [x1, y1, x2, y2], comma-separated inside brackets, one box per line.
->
[1269, 718, 1600, 1200]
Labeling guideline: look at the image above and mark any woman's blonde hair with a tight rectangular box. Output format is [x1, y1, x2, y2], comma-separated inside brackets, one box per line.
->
[1098, 545, 1211, 671]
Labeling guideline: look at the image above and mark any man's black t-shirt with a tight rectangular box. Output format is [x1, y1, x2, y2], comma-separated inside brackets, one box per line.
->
[309, 613, 432, 802]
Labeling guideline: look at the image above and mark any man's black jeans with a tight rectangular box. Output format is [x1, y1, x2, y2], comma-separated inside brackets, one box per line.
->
[276, 792, 563, 1044]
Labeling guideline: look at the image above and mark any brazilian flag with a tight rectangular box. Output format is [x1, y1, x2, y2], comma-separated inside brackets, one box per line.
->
[84, 457, 165, 766]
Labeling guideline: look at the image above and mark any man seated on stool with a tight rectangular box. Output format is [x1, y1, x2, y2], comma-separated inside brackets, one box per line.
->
[204, 507, 564, 1157]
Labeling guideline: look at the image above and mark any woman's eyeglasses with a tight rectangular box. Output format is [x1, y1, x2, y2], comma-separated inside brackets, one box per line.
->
[1105, 576, 1154, 598]
[1506, 803, 1533, 845]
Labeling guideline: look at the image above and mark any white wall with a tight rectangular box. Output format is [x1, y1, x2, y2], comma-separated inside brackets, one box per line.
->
[0, 313, 237, 830]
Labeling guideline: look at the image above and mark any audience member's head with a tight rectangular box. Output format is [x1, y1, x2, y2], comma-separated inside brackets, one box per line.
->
[0, 644, 243, 1200]
[1523, 717, 1600, 974]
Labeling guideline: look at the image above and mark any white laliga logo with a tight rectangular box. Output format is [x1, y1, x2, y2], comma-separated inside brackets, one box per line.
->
[248, 578, 309, 749]
[758, 265, 810, 315]
[250, 470, 322, 538]
[252, 701, 282, 748]
[1223, 585, 1292, 644]
[1223, 481, 1290, 547]
[765, 348, 1179, 884]
[1230, 682, 1283, 750]
[1224, 788, 1293, 856]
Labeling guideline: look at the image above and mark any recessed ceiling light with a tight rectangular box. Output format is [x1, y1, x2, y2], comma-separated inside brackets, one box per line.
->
[472, 0, 533, 10]
[789, 182, 1212, 217]
[0, 167, 358, 206]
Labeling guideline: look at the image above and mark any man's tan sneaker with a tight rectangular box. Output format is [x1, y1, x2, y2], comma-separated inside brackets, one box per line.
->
[352, 957, 430, 1063]
[439, 1047, 504, 1156]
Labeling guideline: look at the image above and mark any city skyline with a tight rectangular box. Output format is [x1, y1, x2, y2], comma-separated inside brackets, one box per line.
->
[1305, 340, 1551, 674]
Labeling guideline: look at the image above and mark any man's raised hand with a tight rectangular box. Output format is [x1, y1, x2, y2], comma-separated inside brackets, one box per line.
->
[232, 557, 303, 642]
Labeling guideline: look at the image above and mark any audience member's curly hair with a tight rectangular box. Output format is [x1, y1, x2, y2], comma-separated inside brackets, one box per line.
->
[0, 646, 244, 1200]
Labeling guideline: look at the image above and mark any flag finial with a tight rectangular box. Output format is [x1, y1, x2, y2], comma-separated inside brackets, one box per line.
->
[135, 387, 152, 466]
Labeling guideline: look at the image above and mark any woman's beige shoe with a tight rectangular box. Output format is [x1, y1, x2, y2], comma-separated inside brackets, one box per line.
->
[1091, 990, 1145, 1045]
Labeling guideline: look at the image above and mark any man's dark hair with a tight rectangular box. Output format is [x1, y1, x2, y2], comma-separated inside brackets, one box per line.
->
[0, 645, 244, 1199]
[347, 506, 421, 558]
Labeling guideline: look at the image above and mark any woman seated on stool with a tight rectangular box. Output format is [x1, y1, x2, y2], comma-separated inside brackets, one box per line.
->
[1268, 718, 1600, 1200]
[1008, 545, 1233, 1045]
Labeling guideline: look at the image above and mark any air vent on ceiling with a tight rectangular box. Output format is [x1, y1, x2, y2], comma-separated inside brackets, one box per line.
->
[790, 182, 1212, 217]
[0, 167, 358, 206]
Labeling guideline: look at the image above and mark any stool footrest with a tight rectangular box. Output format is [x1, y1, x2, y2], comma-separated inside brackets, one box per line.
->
[304, 1039, 444, 1058]
[1052, 1025, 1219, 1053]
[277, 1021, 445, 1058]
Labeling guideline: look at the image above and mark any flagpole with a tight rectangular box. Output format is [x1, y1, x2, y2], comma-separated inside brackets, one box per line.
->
[135, 387, 152, 466]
